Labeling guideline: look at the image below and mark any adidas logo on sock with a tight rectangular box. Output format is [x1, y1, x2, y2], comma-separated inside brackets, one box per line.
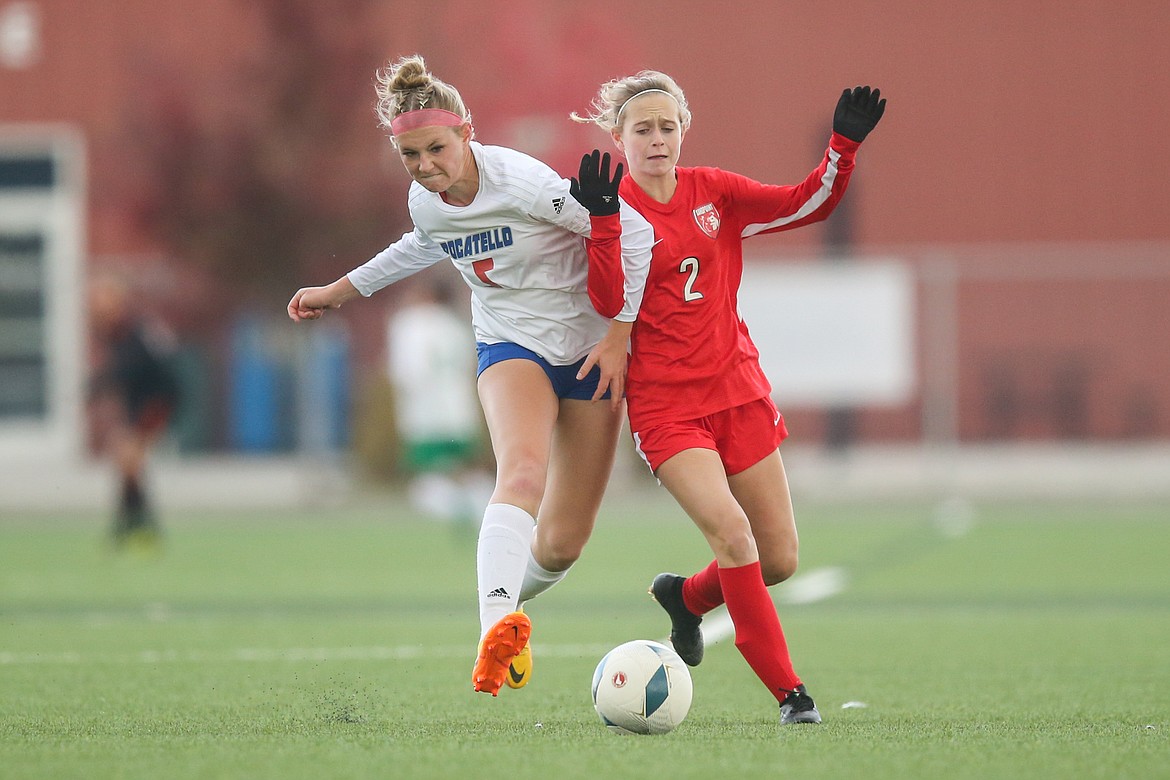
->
[486, 587, 510, 599]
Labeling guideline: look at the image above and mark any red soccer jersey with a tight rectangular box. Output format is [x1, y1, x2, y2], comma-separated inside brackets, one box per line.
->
[619, 134, 859, 429]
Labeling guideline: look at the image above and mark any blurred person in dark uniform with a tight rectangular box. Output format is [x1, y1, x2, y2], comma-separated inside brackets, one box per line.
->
[87, 275, 180, 550]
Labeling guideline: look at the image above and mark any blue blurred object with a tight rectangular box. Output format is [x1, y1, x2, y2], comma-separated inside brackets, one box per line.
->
[228, 315, 349, 454]
[296, 323, 350, 453]
[228, 316, 286, 452]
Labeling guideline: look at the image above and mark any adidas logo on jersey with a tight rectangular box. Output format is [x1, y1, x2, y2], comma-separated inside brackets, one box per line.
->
[552, 196, 565, 214]
[486, 587, 511, 599]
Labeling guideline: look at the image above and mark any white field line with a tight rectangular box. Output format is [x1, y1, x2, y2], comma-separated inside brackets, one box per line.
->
[0, 643, 616, 666]
[779, 566, 849, 606]
[4, 567, 853, 666]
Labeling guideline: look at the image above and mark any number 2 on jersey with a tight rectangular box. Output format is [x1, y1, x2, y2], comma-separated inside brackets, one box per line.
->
[680, 257, 704, 301]
[472, 257, 501, 287]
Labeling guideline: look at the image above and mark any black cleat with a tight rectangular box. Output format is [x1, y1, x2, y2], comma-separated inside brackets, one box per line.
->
[779, 684, 822, 725]
[649, 573, 704, 666]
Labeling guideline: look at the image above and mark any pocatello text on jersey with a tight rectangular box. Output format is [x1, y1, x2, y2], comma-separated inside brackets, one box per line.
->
[440, 227, 514, 259]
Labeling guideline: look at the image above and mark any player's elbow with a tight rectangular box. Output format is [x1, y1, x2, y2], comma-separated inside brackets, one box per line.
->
[589, 291, 623, 320]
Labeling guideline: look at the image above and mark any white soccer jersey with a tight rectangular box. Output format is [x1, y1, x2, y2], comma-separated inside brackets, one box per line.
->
[347, 142, 653, 365]
[386, 302, 480, 441]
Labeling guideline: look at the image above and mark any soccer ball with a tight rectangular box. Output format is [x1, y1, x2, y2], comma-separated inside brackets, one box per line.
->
[591, 639, 693, 735]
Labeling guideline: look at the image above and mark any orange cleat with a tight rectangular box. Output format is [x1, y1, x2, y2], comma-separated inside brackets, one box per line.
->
[472, 611, 532, 696]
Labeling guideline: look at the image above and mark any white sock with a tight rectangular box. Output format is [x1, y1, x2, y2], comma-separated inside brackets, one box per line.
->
[519, 549, 571, 602]
[476, 503, 535, 636]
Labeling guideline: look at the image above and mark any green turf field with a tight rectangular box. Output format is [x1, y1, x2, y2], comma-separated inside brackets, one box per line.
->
[2, 490, 1167, 779]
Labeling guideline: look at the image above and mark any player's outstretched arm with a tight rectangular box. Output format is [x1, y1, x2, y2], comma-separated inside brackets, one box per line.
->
[287, 275, 361, 322]
[832, 85, 886, 143]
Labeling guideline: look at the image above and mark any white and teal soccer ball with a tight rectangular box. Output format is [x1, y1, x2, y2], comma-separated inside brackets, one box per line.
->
[591, 639, 693, 735]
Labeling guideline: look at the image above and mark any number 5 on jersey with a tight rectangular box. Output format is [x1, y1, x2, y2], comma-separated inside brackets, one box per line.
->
[472, 257, 501, 287]
[680, 257, 703, 302]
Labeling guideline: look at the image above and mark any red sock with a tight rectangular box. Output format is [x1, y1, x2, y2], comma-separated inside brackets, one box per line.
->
[718, 561, 802, 703]
[682, 559, 724, 615]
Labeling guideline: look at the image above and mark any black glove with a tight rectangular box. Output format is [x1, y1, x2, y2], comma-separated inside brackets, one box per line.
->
[833, 86, 886, 143]
[570, 149, 624, 216]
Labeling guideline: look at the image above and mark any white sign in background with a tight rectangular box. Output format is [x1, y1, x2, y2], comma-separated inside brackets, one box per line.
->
[737, 259, 916, 407]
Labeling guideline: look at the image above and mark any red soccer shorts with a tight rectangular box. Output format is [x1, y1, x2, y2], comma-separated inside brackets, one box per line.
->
[632, 395, 789, 476]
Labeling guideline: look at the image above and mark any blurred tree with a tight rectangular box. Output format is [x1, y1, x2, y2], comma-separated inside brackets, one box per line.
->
[122, 0, 401, 311]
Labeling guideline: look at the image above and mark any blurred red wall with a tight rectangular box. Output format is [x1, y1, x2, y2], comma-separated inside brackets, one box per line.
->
[5, 0, 1168, 253]
[3, 0, 1168, 443]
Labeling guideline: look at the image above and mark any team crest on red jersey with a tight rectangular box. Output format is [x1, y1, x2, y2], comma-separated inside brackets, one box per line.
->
[693, 203, 721, 239]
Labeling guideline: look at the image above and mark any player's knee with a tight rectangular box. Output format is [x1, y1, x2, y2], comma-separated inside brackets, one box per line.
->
[761, 550, 798, 585]
[709, 524, 758, 567]
[538, 539, 584, 572]
[492, 459, 546, 510]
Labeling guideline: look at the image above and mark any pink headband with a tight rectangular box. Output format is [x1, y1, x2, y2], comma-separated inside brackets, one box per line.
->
[390, 108, 466, 135]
